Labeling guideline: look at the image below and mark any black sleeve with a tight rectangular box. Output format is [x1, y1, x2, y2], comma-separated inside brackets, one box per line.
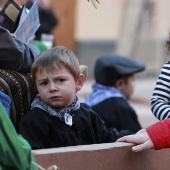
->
[92, 98, 141, 133]
[91, 111, 132, 143]
[0, 27, 39, 72]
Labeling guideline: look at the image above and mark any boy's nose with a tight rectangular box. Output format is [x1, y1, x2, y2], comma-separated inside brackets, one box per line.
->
[49, 83, 58, 92]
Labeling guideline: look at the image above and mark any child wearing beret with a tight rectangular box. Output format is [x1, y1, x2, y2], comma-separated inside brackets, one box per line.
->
[84, 54, 146, 133]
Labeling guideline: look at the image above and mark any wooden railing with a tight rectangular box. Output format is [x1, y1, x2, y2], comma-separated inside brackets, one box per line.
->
[33, 142, 170, 170]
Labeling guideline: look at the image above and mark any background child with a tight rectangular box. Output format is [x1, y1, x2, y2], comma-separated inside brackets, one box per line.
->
[19, 46, 131, 149]
[151, 34, 170, 120]
[84, 54, 146, 133]
[150, 62, 170, 120]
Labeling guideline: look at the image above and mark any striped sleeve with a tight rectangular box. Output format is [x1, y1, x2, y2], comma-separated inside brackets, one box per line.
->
[151, 62, 170, 120]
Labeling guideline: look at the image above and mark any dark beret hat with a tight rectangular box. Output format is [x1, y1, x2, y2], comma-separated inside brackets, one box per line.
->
[94, 54, 146, 85]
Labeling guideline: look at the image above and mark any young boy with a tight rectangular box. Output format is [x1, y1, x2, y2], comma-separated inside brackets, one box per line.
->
[84, 54, 146, 133]
[19, 46, 131, 149]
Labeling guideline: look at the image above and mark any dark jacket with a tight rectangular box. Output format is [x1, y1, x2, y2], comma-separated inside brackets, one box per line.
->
[0, 27, 39, 72]
[19, 103, 131, 149]
[92, 97, 141, 133]
[26, 1, 58, 40]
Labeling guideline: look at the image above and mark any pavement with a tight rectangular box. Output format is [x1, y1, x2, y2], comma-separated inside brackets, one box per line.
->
[77, 76, 159, 128]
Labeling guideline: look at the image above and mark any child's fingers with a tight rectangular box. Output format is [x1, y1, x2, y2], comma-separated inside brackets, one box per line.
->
[117, 135, 139, 143]
[136, 129, 146, 134]
[132, 144, 146, 152]
[132, 140, 154, 152]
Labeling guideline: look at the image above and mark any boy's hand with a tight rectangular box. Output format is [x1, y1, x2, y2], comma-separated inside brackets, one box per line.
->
[116, 129, 154, 152]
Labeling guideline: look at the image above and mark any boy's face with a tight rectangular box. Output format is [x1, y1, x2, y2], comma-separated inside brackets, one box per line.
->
[117, 74, 136, 100]
[35, 65, 84, 108]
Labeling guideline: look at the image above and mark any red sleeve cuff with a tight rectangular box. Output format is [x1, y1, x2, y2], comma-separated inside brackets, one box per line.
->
[146, 119, 170, 150]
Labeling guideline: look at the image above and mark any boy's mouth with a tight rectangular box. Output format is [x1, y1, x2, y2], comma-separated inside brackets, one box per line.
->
[50, 96, 60, 100]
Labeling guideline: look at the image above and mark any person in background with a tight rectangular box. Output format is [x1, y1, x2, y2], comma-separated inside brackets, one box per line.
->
[150, 34, 170, 120]
[19, 46, 131, 149]
[0, 26, 39, 72]
[84, 54, 146, 133]
[0, 0, 40, 72]
[0, 0, 41, 130]
[26, 0, 58, 51]
[26, 0, 58, 41]
[117, 34, 170, 153]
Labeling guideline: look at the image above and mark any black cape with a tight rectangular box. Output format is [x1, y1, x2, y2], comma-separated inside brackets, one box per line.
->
[19, 103, 131, 149]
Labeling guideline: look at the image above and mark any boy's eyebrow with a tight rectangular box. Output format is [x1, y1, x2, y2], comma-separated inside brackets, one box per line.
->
[36, 75, 67, 81]
[36, 78, 47, 83]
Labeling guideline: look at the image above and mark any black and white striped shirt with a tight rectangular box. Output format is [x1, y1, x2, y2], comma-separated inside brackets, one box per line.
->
[151, 61, 170, 120]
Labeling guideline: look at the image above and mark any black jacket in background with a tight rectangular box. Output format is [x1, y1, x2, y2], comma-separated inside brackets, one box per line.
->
[19, 103, 131, 149]
[92, 97, 141, 133]
[26, 1, 58, 40]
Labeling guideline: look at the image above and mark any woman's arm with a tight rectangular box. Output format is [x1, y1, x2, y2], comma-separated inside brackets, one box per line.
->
[151, 62, 170, 120]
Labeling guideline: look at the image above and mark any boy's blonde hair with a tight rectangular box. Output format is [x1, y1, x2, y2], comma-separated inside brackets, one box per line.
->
[31, 46, 80, 83]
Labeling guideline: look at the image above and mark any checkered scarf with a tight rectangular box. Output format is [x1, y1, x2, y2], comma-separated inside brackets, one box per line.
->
[84, 83, 126, 107]
[31, 94, 80, 126]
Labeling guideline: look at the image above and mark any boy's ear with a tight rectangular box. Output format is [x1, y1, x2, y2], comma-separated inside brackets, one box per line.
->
[76, 74, 84, 92]
[80, 65, 88, 82]
[115, 79, 124, 90]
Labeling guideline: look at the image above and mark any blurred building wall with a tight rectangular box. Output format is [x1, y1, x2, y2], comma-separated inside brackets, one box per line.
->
[49, 0, 170, 79]
[17, 0, 170, 79]
[75, 0, 170, 79]
[75, 0, 125, 79]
